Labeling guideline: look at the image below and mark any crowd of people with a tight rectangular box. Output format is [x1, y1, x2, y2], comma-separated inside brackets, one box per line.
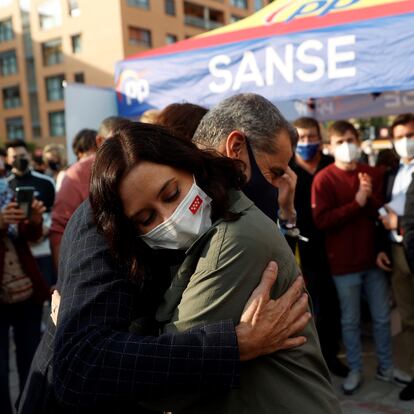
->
[0, 93, 413, 413]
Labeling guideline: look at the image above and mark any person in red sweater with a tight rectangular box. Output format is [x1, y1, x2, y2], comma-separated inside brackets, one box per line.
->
[50, 117, 129, 271]
[311, 120, 411, 395]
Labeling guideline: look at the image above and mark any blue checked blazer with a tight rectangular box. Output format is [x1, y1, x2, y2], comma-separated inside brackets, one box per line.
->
[18, 200, 239, 413]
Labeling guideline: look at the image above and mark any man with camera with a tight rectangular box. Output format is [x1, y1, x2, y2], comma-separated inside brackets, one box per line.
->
[0, 165, 50, 414]
[6, 140, 56, 288]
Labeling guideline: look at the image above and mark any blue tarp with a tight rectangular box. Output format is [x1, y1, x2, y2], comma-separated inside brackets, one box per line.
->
[115, 1, 414, 119]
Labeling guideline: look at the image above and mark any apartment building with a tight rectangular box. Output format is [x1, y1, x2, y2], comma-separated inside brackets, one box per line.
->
[0, 0, 271, 148]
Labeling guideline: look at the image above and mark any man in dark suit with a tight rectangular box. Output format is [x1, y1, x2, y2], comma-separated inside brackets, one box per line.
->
[291, 117, 347, 378]
[18, 200, 309, 413]
[377, 113, 414, 400]
[400, 174, 414, 400]
[404, 174, 414, 272]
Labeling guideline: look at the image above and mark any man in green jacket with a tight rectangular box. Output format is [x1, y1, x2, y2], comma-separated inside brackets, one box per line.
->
[156, 189, 341, 413]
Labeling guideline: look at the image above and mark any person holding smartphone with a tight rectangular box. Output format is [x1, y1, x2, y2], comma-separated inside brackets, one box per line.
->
[6, 140, 56, 289]
[0, 185, 50, 414]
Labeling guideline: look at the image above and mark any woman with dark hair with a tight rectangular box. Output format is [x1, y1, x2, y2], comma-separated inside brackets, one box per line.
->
[155, 103, 208, 142]
[88, 121, 340, 413]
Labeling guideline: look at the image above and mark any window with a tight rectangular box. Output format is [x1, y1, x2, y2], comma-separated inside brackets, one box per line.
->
[68, 0, 80, 17]
[0, 18, 13, 42]
[71, 34, 81, 53]
[2, 85, 20, 108]
[127, 0, 149, 9]
[231, 0, 248, 9]
[6, 117, 24, 140]
[38, 0, 62, 30]
[128, 27, 151, 47]
[42, 38, 63, 65]
[74, 72, 84, 83]
[165, 34, 177, 44]
[0, 0, 13, 8]
[230, 14, 242, 22]
[184, 2, 224, 30]
[254, 0, 264, 10]
[164, 0, 175, 16]
[0, 50, 17, 76]
[45, 74, 65, 101]
[49, 111, 65, 136]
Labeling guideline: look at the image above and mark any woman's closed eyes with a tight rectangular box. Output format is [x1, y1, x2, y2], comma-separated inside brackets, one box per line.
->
[133, 184, 181, 230]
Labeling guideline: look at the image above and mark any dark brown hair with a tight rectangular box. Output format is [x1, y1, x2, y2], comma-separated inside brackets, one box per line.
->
[90, 121, 245, 280]
[155, 103, 208, 142]
[292, 117, 321, 139]
[390, 113, 414, 137]
[72, 129, 97, 157]
[328, 120, 359, 141]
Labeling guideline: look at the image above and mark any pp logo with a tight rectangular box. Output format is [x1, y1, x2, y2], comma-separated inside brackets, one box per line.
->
[117, 70, 150, 105]
[265, 0, 360, 24]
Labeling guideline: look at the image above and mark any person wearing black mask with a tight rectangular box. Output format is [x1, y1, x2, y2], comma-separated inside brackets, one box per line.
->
[6, 141, 55, 215]
[193, 94, 298, 238]
[6, 140, 56, 287]
[291, 117, 348, 378]
[42, 144, 66, 188]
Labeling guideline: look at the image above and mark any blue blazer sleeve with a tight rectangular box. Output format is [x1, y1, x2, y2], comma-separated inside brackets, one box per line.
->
[53, 201, 239, 411]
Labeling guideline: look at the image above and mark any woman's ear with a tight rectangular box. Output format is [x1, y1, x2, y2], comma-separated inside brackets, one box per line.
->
[225, 131, 246, 160]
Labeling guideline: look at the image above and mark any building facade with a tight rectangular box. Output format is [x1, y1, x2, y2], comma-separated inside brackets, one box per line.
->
[0, 0, 270, 149]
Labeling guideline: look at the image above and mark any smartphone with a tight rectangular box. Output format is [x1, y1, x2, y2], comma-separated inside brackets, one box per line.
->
[16, 186, 35, 218]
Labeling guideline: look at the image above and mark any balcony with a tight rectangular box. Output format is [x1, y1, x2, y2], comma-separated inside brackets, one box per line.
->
[184, 1, 224, 30]
[184, 15, 223, 30]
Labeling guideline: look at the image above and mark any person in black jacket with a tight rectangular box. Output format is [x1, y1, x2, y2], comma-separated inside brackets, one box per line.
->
[377, 114, 414, 400]
[6, 140, 56, 287]
[291, 117, 348, 378]
[400, 173, 414, 400]
[403, 174, 414, 272]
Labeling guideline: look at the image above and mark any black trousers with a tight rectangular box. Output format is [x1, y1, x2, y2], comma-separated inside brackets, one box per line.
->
[0, 300, 42, 414]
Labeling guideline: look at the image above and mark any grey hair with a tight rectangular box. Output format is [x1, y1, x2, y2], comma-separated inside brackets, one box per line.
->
[193, 93, 297, 154]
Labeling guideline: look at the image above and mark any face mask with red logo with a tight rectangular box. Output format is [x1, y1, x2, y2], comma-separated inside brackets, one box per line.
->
[140, 178, 212, 250]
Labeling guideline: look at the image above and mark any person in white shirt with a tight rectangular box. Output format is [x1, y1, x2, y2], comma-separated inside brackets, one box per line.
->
[377, 113, 414, 400]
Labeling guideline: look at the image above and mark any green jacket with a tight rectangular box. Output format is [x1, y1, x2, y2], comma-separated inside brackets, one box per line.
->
[156, 190, 341, 414]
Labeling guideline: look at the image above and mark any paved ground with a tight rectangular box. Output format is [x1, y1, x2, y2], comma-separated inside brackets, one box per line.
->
[7, 308, 414, 413]
[332, 336, 414, 414]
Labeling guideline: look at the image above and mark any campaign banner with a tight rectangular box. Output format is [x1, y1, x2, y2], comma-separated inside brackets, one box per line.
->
[115, 12, 414, 119]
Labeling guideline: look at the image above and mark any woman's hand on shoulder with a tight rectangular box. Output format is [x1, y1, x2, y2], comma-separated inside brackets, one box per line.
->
[236, 261, 310, 361]
[51, 289, 61, 326]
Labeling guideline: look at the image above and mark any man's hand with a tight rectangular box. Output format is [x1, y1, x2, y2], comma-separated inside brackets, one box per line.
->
[379, 206, 398, 230]
[30, 199, 46, 225]
[1, 199, 45, 226]
[236, 261, 310, 361]
[275, 167, 297, 222]
[355, 173, 372, 207]
[376, 251, 392, 272]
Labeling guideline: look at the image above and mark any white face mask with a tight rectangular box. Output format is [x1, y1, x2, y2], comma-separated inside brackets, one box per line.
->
[334, 142, 360, 163]
[140, 181, 212, 250]
[394, 137, 414, 159]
